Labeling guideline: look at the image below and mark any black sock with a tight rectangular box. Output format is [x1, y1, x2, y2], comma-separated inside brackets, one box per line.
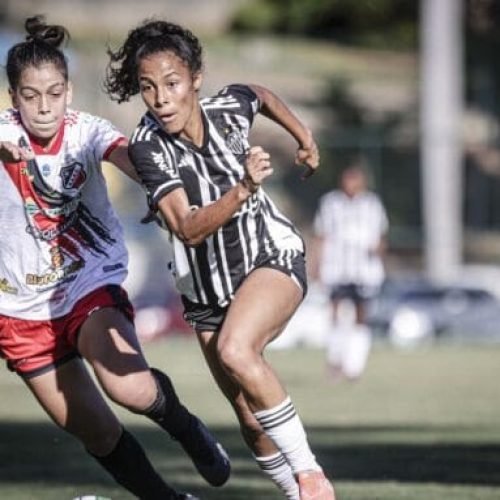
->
[90, 428, 179, 500]
[145, 368, 194, 439]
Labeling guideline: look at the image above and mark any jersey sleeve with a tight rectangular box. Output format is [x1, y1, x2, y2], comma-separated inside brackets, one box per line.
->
[219, 84, 260, 125]
[128, 132, 183, 211]
[87, 114, 126, 162]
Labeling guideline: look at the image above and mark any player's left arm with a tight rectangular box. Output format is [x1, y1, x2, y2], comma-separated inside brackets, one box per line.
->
[373, 199, 389, 258]
[248, 83, 319, 177]
[106, 140, 141, 183]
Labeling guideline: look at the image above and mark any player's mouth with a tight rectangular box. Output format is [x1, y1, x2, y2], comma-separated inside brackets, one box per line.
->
[34, 120, 57, 128]
[159, 112, 177, 124]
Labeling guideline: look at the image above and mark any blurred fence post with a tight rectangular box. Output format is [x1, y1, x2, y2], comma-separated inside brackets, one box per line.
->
[421, 0, 464, 282]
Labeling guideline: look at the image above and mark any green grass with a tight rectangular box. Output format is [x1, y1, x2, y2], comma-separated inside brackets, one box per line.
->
[1, 339, 499, 499]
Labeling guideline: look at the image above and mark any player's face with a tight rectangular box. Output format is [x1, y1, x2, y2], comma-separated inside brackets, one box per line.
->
[342, 169, 366, 197]
[9, 63, 72, 147]
[138, 51, 202, 141]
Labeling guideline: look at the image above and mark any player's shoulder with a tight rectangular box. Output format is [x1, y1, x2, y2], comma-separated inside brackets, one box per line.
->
[201, 84, 256, 110]
[63, 108, 112, 129]
[320, 189, 344, 204]
[364, 190, 383, 204]
[130, 112, 163, 145]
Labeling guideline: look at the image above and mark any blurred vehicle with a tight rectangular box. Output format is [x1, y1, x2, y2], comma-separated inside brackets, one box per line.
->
[272, 275, 500, 350]
[368, 277, 500, 347]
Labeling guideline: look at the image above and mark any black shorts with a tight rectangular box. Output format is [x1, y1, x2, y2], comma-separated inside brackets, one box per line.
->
[182, 252, 307, 333]
[329, 283, 379, 305]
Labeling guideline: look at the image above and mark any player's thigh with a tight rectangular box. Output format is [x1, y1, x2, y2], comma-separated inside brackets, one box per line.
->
[221, 267, 303, 349]
[78, 307, 144, 362]
[24, 357, 121, 447]
[78, 308, 154, 406]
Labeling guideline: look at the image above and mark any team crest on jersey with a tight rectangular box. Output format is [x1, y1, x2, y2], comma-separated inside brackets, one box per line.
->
[61, 161, 86, 190]
[178, 152, 192, 170]
[225, 129, 246, 155]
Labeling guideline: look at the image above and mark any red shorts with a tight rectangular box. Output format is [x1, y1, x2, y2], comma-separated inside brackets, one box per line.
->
[0, 285, 134, 378]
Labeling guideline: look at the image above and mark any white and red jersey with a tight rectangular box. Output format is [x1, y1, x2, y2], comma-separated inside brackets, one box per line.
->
[0, 108, 129, 320]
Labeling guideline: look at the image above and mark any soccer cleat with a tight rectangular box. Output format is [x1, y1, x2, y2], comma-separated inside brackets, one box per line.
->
[175, 415, 230, 487]
[297, 470, 336, 500]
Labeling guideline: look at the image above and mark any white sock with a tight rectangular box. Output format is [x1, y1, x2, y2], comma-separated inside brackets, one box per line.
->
[255, 452, 300, 500]
[253, 397, 320, 474]
[343, 324, 372, 378]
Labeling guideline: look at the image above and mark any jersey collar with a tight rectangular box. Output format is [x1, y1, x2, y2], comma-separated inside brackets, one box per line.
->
[27, 121, 65, 155]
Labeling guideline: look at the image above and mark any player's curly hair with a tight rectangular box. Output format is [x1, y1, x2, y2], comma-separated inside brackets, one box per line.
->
[105, 19, 203, 103]
[6, 15, 70, 89]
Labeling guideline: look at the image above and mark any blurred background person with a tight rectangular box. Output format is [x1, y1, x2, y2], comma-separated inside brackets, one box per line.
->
[313, 160, 389, 380]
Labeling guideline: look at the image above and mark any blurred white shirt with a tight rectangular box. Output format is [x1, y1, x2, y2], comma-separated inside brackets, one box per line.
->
[314, 189, 388, 288]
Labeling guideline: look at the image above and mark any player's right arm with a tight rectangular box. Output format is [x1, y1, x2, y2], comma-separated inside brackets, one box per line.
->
[0, 140, 34, 163]
[129, 138, 271, 247]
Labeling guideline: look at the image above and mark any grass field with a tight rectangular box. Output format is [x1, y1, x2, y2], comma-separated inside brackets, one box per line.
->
[1, 338, 499, 500]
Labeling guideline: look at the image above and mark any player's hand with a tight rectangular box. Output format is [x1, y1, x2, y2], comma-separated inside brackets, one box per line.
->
[0, 140, 34, 163]
[242, 146, 273, 193]
[295, 136, 319, 179]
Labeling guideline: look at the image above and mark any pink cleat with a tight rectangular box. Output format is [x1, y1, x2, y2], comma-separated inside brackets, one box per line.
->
[297, 470, 336, 500]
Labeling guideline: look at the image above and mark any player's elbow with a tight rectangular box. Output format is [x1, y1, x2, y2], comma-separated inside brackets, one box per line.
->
[176, 226, 206, 247]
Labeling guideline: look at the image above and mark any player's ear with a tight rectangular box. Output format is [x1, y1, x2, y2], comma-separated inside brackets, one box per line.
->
[193, 72, 203, 92]
[8, 88, 18, 108]
[66, 81, 73, 106]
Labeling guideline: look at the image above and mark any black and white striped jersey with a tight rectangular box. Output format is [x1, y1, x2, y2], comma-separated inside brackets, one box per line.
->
[129, 84, 305, 307]
[314, 190, 388, 288]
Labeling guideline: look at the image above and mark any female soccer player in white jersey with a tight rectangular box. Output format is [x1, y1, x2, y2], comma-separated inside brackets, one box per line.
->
[0, 16, 229, 499]
[105, 19, 336, 500]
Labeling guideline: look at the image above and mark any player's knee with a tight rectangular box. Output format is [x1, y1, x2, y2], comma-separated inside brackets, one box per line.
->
[103, 374, 156, 413]
[68, 418, 122, 456]
[86, 427, 121, 456]
[217, 338, 261, 382]
[217, 338, 246, 373]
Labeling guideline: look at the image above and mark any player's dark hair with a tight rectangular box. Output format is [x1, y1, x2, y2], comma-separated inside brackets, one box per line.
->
[105, 19, 203, 103]
[6, 15, 70, 90]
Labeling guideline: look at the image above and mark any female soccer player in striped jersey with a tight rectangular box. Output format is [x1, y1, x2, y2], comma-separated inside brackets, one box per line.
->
[106, 19, 336, 500]
[0, 16, 230, 499]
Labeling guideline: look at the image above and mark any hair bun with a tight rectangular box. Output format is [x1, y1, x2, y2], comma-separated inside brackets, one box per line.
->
[25, 15, 69, 48]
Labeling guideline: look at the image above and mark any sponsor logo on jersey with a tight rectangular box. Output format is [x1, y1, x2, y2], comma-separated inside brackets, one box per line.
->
[152, 151, 170, 172]
[102, 263, 124, 273]
[26, 259, 84, 287]
[0, 278, 18, 295]
[41, 163, 51, 177]
[50, 246, 65, 269]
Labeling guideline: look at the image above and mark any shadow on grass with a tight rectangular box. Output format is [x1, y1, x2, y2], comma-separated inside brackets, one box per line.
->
[0, 422, 499, 497]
